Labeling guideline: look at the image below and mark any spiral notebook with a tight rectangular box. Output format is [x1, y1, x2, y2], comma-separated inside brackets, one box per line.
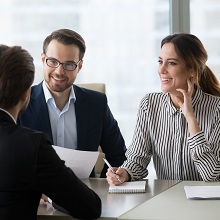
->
[108, 181, 146, 194]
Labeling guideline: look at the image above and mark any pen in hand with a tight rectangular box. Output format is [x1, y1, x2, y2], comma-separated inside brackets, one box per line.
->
[103, 157, 122, 183]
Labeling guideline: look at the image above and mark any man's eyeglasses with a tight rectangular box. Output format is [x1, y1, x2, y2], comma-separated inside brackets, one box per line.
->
[45, 54, 81, 71]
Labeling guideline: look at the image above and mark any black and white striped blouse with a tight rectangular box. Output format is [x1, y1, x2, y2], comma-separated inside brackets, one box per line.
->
[121, 86, 220, 181]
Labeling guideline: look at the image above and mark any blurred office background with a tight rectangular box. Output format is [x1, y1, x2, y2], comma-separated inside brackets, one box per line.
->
[0, 0, 219, 178]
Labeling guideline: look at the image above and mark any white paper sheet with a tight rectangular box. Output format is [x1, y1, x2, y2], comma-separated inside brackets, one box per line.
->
[52, 145, 99, 179]
[184, 185, 220, 199]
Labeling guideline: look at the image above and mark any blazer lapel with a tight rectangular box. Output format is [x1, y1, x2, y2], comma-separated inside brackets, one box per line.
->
[29, 83, 53, 142]
[73, 85, 90, 149]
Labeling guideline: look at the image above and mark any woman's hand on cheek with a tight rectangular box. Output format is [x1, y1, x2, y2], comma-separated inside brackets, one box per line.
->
[176, 78, 194, 117]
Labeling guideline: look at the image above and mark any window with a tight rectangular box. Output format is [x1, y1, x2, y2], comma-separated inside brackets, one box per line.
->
[0, 0, 170, 179]
[190, 0, 220, 80]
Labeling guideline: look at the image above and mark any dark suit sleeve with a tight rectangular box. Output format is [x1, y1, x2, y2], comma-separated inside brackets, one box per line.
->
[74, 87, 127, 178]
[99, 101, 127, 178]
[35, 134, 101, 219]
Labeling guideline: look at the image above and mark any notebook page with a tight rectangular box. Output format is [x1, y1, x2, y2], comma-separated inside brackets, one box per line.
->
[109, 181, 146, 193]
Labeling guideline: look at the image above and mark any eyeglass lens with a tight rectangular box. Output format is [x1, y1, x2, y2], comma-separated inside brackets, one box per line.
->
[46, 58, 78, 71]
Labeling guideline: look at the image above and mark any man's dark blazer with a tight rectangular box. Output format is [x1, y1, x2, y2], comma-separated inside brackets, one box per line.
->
[18, 82, 126, 177]
[0, 110, 101, 220]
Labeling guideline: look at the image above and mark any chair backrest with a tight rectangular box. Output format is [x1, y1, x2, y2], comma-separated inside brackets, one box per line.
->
[75, 83, 106, 177]
[76, 83, 106, 93]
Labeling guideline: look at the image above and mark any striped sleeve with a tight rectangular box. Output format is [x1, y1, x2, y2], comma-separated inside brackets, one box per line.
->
[121, 94, 152, 180]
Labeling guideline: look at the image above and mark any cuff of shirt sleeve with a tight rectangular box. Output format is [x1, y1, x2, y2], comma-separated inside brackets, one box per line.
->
[188, 131, 207, 149]
[188, 131, 210, 160]
[48, 197, 52, 204]
[120, 166, 134, 181]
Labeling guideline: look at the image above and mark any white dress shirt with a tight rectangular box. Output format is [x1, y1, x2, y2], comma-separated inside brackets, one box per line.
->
[43, 81, 77, 149]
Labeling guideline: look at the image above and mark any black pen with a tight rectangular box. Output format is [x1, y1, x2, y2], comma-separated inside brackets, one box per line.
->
[103, 157, 122, 183]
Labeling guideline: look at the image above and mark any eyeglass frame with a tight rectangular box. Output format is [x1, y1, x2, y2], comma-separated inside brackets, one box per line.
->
[44, 54, 81, 71]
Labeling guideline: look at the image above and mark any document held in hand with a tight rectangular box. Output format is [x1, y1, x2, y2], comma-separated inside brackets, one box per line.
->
[52, 145, 99, 179]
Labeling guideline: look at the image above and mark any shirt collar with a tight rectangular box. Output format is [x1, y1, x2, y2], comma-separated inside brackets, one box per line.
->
[42, 80, 76, 104]
[165, 85, 202, 116]
[0, 108, 16, 123]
